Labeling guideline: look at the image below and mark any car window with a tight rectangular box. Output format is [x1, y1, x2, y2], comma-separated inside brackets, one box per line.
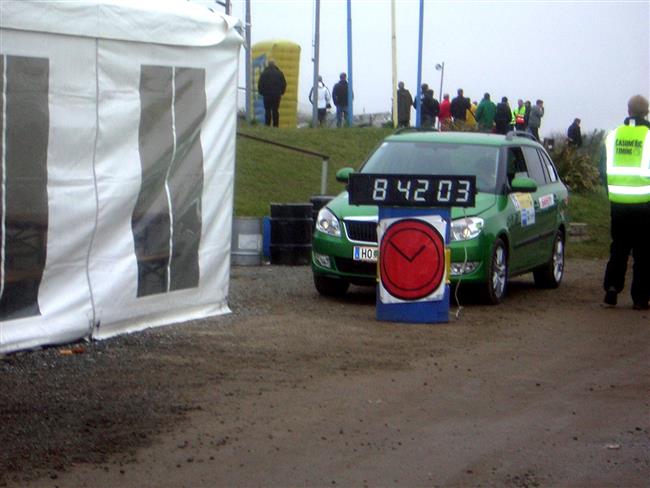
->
[539, 150, 559, 182]
[360, 141, 500, 193]
[521, 146, 548, 185]
[506, 147, 527, 184]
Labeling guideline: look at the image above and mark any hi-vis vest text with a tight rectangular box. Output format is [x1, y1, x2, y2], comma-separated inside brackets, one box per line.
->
[605, 123, 650, 204]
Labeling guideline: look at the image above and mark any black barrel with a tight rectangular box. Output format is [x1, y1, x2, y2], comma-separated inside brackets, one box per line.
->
[309, 195, 335, 229]
[270, 203, 313, 265]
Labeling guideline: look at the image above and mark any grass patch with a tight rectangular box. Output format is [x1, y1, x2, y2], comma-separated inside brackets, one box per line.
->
[566, 189, 610, 259]
[235, 125, 392, 216]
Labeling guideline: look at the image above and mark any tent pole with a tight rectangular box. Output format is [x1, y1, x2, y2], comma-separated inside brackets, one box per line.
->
[390, 0, 398, 128]
[245, 0, 252, 124]
[312, 0, 321, 128]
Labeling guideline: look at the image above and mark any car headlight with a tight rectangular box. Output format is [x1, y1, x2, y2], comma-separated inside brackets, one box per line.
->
[451, 217, 484, 241]
[315, 207, 341, 237]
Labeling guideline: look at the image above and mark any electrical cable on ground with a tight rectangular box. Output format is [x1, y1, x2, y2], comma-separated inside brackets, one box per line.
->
[454, 208, 469, 320]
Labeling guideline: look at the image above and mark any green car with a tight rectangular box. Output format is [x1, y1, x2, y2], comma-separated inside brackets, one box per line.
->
[311, 131, 569, 304]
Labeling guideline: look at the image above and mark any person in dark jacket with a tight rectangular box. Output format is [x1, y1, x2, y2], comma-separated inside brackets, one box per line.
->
[421, 89, 440, 128]
[332, 72, 349, 128]
[257, 60, 287, 127]
[450, 88, 471, 124]
[494, 96, 513, 135]
[413, 83, 429, 123]
[528, 99, 545, 141]
[567, 118, 582, 147]
[396, 81, 413, 128]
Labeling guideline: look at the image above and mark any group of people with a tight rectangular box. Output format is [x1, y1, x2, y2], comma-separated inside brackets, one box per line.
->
[307, 72, 351, 128]
[396, 84, 547, 140]
[259, 62, 649, 311]
[474, 94, 545, 140]
[257, 60, 351, 128]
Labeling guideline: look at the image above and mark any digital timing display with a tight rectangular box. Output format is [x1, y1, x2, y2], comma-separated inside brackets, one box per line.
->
[348, 173, 476, 207]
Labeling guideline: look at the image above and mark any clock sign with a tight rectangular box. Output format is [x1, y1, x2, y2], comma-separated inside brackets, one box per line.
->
[348, 173, 476, 207]
[379, 218, 446, 301]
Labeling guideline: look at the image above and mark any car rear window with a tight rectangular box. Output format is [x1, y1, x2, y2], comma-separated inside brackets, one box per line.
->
[360, 141, 500, 193]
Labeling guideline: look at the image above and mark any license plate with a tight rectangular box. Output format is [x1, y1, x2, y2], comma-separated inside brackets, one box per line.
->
[353, 246, 378, 262]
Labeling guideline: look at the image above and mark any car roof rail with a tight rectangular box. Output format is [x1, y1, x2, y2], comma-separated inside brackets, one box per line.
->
[505, 130, 538, 142]
[394, 127, 439, 135]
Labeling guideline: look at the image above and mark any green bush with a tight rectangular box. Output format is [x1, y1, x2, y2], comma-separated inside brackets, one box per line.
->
[548, 131, 604, 193]
[551, 145, 601, 193]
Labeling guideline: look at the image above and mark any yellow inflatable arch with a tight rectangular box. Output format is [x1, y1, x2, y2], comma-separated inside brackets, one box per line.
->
[253, 40, 300, 128]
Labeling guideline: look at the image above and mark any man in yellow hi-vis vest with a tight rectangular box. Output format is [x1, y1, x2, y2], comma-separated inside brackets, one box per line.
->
[601, 95, 650, 310]
[513, 99, 527, 131]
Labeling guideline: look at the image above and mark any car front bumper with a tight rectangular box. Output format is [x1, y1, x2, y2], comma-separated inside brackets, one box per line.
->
[312, 229, 492, 286]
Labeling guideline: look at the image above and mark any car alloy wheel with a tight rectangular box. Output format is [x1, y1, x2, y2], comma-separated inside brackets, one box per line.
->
[483, 238, 508, 304]
[533, 231, 565, 289]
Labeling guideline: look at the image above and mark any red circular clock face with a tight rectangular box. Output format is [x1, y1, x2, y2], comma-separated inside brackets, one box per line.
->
[379, 219, 445, 301]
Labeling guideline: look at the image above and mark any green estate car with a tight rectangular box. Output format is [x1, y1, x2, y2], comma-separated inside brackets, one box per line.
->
[311, 130, 569, 304]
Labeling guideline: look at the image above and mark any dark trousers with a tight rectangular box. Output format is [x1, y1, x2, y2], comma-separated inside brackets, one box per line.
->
[603, 202, 650, 304]
[336, 105, 348, 127]
[263, 94, 281, 127]
[495, 122, 510, 135]
[317, 108, 327, 127]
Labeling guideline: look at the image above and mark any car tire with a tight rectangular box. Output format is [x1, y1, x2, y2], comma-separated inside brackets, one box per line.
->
[533, 230, 565, 289]
[314, 274, 350, 297]
[482, 238, 508, 305]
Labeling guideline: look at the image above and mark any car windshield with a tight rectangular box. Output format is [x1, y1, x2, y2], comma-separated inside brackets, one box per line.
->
[360, 141, 500, 193]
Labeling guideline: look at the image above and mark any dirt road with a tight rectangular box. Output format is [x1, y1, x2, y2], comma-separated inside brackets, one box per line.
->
[1, 258, 648, 487]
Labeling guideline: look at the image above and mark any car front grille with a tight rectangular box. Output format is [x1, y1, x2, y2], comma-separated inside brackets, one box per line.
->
[335, 257, 377, 276]
[344, 220, 377, 243]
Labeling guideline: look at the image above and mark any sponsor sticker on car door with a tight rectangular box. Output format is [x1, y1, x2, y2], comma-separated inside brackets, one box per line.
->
[510, 193, 536, 226]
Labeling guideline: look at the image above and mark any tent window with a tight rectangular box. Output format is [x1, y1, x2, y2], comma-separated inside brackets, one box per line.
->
[134, 65, 206, 297]
[1, 55, 50, 320]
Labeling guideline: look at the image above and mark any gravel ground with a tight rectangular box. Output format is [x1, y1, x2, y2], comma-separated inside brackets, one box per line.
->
[1, 259, 649, 487]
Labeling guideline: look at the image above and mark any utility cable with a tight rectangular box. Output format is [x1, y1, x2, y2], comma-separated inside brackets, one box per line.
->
[454, 207, 469, 320]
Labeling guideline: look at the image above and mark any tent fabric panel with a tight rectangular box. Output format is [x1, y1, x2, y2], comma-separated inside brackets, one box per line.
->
[1, 31, 97, 353]
[88, 39, 237, 335]
[0, 6, 242, 353]
[0, 0, 239, 48]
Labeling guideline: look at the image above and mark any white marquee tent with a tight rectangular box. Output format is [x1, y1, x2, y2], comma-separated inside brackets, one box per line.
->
[0, 1, 243, 353]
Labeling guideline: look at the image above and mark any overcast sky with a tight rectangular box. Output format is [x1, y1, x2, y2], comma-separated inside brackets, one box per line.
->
[226, 0, 649, 138]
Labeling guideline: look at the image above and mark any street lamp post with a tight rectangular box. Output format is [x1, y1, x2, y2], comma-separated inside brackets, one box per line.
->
[435, 62, 444, 103]
[435, 62, 444, 129]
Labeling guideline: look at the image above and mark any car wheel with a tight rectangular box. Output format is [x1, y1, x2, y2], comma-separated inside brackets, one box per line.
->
[482, 238, 508, 304]
[314, 274, 350, 297]
[533, 230, 565, 289]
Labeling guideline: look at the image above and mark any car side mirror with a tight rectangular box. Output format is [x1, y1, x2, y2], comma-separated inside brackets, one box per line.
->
[336, 167, 355, 183]
[510, 176, 537, 193]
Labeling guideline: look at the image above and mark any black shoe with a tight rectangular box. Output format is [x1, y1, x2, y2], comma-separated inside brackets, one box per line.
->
[604, 288, 618, 306]
[633, 302, 649, 310]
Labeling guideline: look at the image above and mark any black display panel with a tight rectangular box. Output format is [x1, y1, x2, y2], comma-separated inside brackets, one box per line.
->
[348, 173, 476, 207]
